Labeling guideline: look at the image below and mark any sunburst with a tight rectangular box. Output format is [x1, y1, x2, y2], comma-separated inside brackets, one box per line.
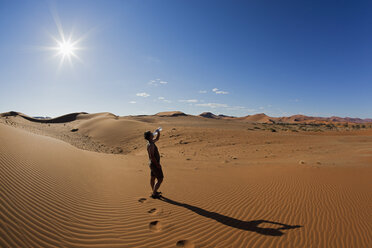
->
[43, 9, 86, 69]
[57, 39, 77, 59]
[50, 34, 82, 67]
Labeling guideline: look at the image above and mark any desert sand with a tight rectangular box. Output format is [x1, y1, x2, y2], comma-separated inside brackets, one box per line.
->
[0, 111, 371, 248]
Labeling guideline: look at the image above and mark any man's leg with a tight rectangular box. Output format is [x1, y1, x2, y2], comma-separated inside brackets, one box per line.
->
[150, 176, 156, 191]
[153, 177, 163, 195]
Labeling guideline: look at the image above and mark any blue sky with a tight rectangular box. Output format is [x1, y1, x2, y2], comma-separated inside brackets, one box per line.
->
[0, 0, 371, 118]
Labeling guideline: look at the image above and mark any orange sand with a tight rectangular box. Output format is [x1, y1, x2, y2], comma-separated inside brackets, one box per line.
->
[0, 112, 371, 247]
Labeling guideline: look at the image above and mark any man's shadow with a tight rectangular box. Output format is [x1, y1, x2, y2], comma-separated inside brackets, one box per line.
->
[159, 196, 302, 236]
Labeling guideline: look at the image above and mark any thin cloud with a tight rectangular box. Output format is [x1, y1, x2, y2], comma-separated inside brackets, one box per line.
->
[148, 80, 157, 86]
[179, 99, 198, 103]
[198, 90, 207, 94]
[148, 79, 168, 86]
[158, 96, 171, 103]
[212, 88, 229, 94]
[196, 103, 228, 108]
[246, 109, 256, 113]
[230, 106, 246, 109]
[136, 92, 150, 97]
[129, 101, 136, 104]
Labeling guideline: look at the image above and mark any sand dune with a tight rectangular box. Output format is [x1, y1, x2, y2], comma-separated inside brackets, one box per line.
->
[196, 111, 372, 124]
[155, 111, 188, 117]
[1, 112, 372, 247]
[199, 112, 220, 119]
[0, 111, 88, 123]
[238, 113, 272, 123]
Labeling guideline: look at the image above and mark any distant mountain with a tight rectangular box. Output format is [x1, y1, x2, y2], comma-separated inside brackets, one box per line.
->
[155, 111, 187, 117]
[218, 114, 236, 118]
[199, 112, 220, 119]
[334, 117, 372, 124]
[198, 112, 372, 124]
[198, 112, 236, 119]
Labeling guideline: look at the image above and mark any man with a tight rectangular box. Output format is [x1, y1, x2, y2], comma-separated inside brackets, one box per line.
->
[144, 129, 164, 199]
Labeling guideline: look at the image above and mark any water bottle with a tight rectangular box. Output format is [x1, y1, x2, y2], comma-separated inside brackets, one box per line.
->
[153, 127, 162, 136]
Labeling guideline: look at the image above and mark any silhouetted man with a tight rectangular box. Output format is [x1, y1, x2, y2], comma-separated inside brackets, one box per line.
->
[144, 129, 163, 198]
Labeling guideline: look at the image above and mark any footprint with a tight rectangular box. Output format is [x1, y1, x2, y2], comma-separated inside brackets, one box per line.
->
[149, 221, 162, 232]
[138, 198, 147, 203]
[148, 208, 157, 214]
[176, 240, 195, 248]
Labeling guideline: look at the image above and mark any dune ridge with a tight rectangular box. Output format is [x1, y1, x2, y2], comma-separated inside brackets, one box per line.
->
[0, 111, 88, 123]
[197, 112, 372, 124]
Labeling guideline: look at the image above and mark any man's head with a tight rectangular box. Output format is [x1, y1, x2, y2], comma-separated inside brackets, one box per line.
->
[144, 131, 153, 141]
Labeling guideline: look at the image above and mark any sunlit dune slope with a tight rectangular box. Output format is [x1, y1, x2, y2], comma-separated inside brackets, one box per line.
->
[1, 122, 371, 247]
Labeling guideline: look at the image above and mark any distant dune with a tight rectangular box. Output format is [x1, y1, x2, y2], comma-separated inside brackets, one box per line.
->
[3, 110, 370, 124]
[0, 111, 88, 123]
[1, 110, 372, 247]
[197, 112, 372, 124]
[199, 112, 220, 119]
[155, 111, 187, 117]
[238, 113, 273, 123]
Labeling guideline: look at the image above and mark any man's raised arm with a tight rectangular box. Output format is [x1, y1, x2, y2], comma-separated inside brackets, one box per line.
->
[154, 130, 160, 142]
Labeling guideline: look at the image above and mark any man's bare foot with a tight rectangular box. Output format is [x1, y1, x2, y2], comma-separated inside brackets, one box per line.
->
[151, 191, 162, 199]
[151, 193, 160, 199]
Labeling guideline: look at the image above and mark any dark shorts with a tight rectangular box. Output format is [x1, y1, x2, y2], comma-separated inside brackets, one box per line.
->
[150, 163, 164, 179]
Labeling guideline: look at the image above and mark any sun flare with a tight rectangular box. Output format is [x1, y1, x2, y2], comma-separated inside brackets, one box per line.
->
[42, 32, 84, 69]
[38, 8, 91, 69]
[41, 13, 86, 68]
[49, 34, 82, 67]
[57, 40, 75, 57]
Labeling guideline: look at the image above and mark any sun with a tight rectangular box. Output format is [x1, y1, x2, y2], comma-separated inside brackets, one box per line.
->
[40, 8, 90, 69]
[49, 34, 82, 67]
[58, 40, 76, 57]
[43, 31, 84, 69]
[44, 16, 85, 68]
